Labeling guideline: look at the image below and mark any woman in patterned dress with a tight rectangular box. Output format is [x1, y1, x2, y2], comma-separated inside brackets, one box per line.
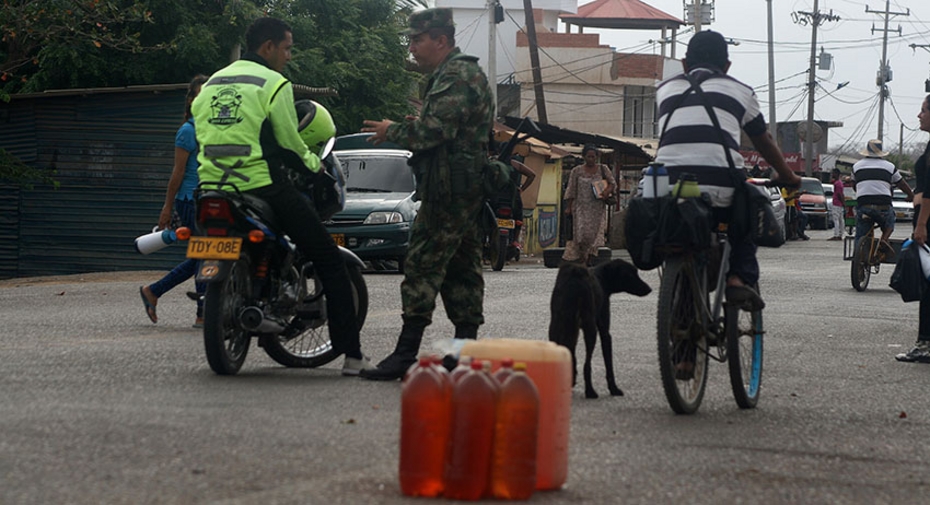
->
[562, 144, 616, 265]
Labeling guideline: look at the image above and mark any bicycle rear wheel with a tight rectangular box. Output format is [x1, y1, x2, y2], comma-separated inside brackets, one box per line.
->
[726, 294, 763, 409]
[657, 256, 709, 415]
[850, 237, 871, 291]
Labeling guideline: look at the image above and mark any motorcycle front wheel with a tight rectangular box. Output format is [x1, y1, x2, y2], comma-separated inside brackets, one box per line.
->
[203, 257, 252, 375]
[262, 263, 369, 368]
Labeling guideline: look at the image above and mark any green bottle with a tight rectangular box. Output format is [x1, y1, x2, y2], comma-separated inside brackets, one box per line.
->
[672, 173, 701, 198]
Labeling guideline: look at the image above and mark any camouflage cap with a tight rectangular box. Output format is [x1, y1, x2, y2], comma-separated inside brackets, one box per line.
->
[402, 8, 455, 37]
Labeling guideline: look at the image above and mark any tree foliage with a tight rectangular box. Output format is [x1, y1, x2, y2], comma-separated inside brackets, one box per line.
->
[0, 0, 419, 133]
[0, 149, 58, 189]
[270, 0, 418, 132]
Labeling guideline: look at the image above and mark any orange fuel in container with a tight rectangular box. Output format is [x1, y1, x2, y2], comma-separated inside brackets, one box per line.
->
[490, 362, 539, 499]
[399, 357, 451, 497]
[444, 360, 498, 500]
[461, 339, 571, 490]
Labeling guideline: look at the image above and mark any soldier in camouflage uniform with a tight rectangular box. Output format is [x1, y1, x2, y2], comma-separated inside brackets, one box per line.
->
[360, 7, 494, 380]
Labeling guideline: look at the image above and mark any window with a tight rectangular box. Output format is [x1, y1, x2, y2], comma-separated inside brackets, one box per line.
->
[622, 85, 657, 138]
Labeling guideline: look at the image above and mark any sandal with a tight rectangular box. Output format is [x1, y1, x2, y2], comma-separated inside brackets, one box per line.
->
[139, 286, 158, 324]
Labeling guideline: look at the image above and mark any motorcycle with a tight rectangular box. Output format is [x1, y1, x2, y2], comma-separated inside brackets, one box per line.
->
[483, 195, 521, 272]
[482, 116, 540, 271]
[177, 138, 368, 376]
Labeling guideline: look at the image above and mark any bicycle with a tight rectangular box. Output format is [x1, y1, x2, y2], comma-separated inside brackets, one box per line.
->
[845, 212, 900, 292]
[656, 204, 764, 415]
[848, 216, 882, 291]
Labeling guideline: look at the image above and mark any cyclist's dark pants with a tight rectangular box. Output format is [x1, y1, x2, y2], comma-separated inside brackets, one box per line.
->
[712, 207, 759, 286]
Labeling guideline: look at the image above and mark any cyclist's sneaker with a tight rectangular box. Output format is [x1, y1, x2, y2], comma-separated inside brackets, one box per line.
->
[894, 341, 930, 363]
[726, 285, 765, 311]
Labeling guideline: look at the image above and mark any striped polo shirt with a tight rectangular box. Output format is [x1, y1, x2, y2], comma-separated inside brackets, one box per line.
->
[655, 67, 767, 207]
[852, 157, 901, 206]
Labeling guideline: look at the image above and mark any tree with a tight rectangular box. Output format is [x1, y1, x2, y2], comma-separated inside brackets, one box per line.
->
[1, 0, 263, 97]
[0, 148, 57, 189]
[266, 0, 418, 133]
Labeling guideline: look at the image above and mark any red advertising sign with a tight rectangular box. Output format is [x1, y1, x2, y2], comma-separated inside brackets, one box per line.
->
[740, 151, 811, 173]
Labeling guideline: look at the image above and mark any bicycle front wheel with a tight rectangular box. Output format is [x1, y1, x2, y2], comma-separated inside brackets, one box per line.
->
[726, 296, 763, 409]
[657, 256, 709, 415]
[850, 237, 871, 291]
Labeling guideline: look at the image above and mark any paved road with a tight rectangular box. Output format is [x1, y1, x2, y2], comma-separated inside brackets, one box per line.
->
[2, 228, 929, 504]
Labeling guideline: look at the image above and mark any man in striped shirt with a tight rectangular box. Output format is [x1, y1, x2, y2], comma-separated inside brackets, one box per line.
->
[655, 30, 800, 308]
[851, 139, 913, 254]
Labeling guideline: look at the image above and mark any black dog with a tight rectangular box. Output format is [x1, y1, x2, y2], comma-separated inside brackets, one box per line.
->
[548, 259, 652, 399]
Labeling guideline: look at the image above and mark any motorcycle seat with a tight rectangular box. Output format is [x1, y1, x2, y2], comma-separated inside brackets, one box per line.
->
[241, 194, 278, 227]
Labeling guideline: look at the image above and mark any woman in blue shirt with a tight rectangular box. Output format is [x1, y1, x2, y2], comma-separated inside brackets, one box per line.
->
[140, 75, 208, 326]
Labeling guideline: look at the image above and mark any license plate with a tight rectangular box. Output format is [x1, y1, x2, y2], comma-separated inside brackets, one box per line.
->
[497, 219, 515, 229]
[186, 237, 242, 260]
[331, 233, 345, 247]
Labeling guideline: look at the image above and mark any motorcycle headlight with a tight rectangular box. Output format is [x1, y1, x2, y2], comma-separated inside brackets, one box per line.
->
[364, 211, 404, 224]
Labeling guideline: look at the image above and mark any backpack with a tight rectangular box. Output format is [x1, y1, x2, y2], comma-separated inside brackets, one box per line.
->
[483, 158, 514, 200]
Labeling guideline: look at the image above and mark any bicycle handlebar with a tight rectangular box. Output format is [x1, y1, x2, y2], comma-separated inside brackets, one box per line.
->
[763, 178, 800, 190]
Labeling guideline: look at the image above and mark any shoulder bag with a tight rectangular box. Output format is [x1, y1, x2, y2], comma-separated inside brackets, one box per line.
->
[595, 165, 618, 206]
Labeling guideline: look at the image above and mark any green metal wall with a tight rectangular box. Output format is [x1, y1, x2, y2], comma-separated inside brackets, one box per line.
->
[0, 87, 191, 279]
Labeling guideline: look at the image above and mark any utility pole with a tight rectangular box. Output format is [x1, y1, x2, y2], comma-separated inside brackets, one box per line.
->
[523, 0, 547, 124]
[766, 0, 777, 142]
[867, 1, 908, 142]
[683, 1, 714, 33]
[488, 0, 499, 113]
[912, 44, 930, 93]
[693, 2, 702, 32]
[793, 0, 839, 176]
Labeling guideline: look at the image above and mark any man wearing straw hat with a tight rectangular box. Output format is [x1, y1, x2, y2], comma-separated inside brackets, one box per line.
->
[851, 139, 914, 257]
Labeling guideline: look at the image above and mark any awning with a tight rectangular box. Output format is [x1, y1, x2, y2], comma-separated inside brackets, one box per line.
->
[502, 116, 653, 161]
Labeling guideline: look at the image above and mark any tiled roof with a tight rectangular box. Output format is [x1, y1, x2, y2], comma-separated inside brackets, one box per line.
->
[560, 0, 684, 30]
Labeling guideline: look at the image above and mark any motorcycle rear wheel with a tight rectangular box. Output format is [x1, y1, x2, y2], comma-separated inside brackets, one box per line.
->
[203, 257, 252, 375]
[262, 263, 369, 368]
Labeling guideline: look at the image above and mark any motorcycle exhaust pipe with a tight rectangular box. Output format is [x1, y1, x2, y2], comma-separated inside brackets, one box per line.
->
[239, 306, 285, 334]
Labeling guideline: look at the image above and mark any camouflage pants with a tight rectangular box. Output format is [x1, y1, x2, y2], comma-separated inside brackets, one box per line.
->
[401, 195, 484, 328]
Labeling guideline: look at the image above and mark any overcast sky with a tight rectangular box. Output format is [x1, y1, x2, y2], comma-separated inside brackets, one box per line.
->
[578, 0, 930, 155]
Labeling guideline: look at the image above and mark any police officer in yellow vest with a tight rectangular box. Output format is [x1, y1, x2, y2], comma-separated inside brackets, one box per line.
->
[191, 17, 374, 375]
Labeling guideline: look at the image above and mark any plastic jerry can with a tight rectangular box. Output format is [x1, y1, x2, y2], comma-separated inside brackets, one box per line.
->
[460, 339, 572, 490]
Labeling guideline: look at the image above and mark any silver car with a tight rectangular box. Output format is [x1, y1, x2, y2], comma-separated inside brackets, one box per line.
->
[748, 178, 787, 242]
[893, 190, 914, 222]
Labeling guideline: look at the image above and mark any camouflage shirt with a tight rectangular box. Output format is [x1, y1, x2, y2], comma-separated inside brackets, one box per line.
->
[386, 48, 494, 201]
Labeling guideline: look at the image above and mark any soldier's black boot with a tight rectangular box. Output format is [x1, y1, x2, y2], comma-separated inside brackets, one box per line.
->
[454, 324, 479, 340]
[359, 324, 425, 381]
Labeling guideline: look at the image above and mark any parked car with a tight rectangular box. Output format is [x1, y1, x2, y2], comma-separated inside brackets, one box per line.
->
[748, 178, 787, 242]
[326, 135, 416, 271]
[823, 182, 833, 216]
[892, 189, 915, 222]
[799, 177, 830, 229]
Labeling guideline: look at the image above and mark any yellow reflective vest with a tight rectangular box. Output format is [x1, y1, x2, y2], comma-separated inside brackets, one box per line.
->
[192, 57, 319, 192]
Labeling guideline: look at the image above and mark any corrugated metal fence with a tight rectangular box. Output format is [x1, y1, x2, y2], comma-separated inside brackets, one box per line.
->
[0, 86, 191, 279]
